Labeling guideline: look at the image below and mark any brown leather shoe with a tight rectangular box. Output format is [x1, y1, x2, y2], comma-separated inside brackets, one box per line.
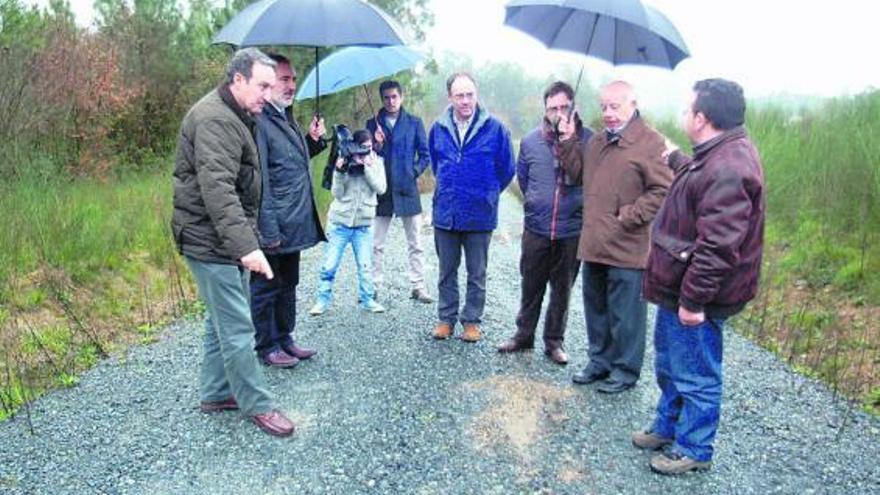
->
[200, 396, 238, 413]
[461, 323, 482, 343]
[545, 348, 569, 365]
[433, 322, 453, 340]
[497, 338, 533, 353]
[262, 349, 300, 368]
[283, 343, 317, 360]
[252, 409, 295, 437]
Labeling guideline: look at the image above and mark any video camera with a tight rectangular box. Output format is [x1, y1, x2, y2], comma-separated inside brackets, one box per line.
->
[335, 124, 371, 174]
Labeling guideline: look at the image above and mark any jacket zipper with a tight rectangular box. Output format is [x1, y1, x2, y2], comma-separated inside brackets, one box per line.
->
[550, 164, 562, 241]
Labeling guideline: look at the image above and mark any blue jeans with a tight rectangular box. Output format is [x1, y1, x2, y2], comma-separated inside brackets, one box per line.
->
[316, 222, 375, 306]
[434, 228, 491, 325]
[185, 257, 275, 416]
[651, 305, 725, 462]
[581, 262, 647, 384]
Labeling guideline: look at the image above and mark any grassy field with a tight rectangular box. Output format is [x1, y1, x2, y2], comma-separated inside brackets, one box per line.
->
[0, 91, 877, 419]
[0, 173, 197, 419]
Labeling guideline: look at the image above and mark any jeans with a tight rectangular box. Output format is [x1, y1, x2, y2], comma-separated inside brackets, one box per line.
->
[372, 214, 427, 291]
[651, 305, 725, 462]
[581, 262, 647, 384]
[250, 251, 300, 358]
[514, 231, 580, 350]
[185, 257, 275, 416]
[434, 228, 491, 325]
[316, 222, 376, 306]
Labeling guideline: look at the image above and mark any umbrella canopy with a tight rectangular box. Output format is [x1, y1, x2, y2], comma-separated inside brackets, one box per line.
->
[213, 0, 408, 48]
[295, 46, 426, 100]
[213, 0, 409, 114]
[504, 0, 689, 69]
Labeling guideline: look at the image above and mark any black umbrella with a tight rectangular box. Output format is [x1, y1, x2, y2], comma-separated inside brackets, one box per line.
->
[504, 0, 690, 114]
[504, 0, 690, 69]
[213, 0, 409, 115]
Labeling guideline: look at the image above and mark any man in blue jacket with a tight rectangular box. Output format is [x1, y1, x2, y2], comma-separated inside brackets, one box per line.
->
[366, 80, 433, 304]
[497, 81, 591, 365]
[428, 72, 515, 343]
[251, 53, 326, 368]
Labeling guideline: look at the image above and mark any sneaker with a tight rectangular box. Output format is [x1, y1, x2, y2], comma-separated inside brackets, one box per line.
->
[309, 302, 327, 316]
[631, 430, 673, 450]
[361, 300, 386, 313]
[650, 450, 711, 475]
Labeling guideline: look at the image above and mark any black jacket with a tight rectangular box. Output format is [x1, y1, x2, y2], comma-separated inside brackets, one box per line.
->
[255, 104, 327, 253]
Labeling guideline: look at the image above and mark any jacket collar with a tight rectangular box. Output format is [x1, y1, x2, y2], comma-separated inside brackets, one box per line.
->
[261, 102, 307, 153]
[692, 126, 747, 160]
[597, 112, 645, 149]
[377, 107, 407, 132]
[437, 104, 491, 147]
[218, 84, 254, 130]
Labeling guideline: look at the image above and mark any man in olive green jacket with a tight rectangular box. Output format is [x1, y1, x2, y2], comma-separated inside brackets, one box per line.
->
[171, 48, 294, 437]
[557, 81, 672, 393]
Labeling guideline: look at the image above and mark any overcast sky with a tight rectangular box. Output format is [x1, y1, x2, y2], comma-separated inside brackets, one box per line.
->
[44, 0, 879, 110]
[425, 0, 880, 111]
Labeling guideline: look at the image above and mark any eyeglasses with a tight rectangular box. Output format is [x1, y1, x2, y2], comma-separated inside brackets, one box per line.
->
[545, 104, 571, 114]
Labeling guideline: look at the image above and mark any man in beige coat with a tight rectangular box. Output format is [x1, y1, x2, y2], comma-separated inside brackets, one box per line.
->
[557, 81, 672, 393]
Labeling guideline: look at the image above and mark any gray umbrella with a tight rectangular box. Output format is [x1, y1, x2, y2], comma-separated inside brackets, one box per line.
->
[213, 0, 409, 114]
[504, 0, 690, 69]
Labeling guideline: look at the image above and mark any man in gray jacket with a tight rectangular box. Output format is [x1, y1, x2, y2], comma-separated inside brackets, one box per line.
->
[251, 53, 326, 368]
[171, 48, 294, 437]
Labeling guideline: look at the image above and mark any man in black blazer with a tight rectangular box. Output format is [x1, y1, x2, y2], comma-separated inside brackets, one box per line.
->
[251, 53, 326, 368]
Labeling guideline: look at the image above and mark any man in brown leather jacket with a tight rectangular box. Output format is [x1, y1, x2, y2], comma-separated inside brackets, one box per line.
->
[631, 78, 765, 474]
[557, 81, 672, 393]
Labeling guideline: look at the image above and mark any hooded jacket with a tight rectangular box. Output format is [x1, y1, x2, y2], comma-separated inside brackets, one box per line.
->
[428, 105, 515, 232]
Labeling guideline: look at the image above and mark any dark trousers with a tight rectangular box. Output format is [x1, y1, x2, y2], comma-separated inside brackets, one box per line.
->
[250, 251, 300, 357]
[513, 230, 580, 350]
[581, 262, 647, 384]
[434, 228, 492, 325]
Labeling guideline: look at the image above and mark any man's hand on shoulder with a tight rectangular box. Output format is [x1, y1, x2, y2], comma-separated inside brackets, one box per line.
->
[241, 249, 274, 279]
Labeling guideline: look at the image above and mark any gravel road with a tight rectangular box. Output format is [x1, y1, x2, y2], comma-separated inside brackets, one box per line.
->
[1, 193, 878, 495]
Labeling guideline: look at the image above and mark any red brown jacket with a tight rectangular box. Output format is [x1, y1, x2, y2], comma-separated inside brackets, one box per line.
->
[558, 115, 672, 269]
[643, 126, 765, 317]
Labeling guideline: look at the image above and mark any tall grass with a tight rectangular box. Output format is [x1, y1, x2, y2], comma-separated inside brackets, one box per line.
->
[0, 172, 195, 421]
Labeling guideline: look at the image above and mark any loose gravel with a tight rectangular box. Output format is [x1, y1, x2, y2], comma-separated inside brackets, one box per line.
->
[1, 193, 878, 495]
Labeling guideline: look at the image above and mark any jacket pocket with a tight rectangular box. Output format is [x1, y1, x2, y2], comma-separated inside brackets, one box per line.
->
[647, 232, 694, 289]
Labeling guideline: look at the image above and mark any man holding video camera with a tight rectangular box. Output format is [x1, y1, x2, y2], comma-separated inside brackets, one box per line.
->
[308, 126, 387, 316]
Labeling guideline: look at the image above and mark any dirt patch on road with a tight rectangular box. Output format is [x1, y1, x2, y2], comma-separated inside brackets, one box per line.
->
[464, 375, 575, 464]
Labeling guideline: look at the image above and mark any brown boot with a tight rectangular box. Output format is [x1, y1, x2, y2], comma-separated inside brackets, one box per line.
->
[461, 323, 482, 343]
[433, 322, 453, 340]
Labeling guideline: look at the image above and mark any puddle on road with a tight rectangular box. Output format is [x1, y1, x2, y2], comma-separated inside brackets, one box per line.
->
[462, 375, 576, 464]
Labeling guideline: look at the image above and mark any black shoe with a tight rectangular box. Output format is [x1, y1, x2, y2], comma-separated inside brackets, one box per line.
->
[596, 378, 634, 394]
[410, 288, 434, 304]
[572, 367, 608, 385]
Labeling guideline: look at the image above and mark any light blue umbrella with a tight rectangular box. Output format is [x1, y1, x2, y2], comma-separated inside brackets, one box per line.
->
[295, 45, 427, 101]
